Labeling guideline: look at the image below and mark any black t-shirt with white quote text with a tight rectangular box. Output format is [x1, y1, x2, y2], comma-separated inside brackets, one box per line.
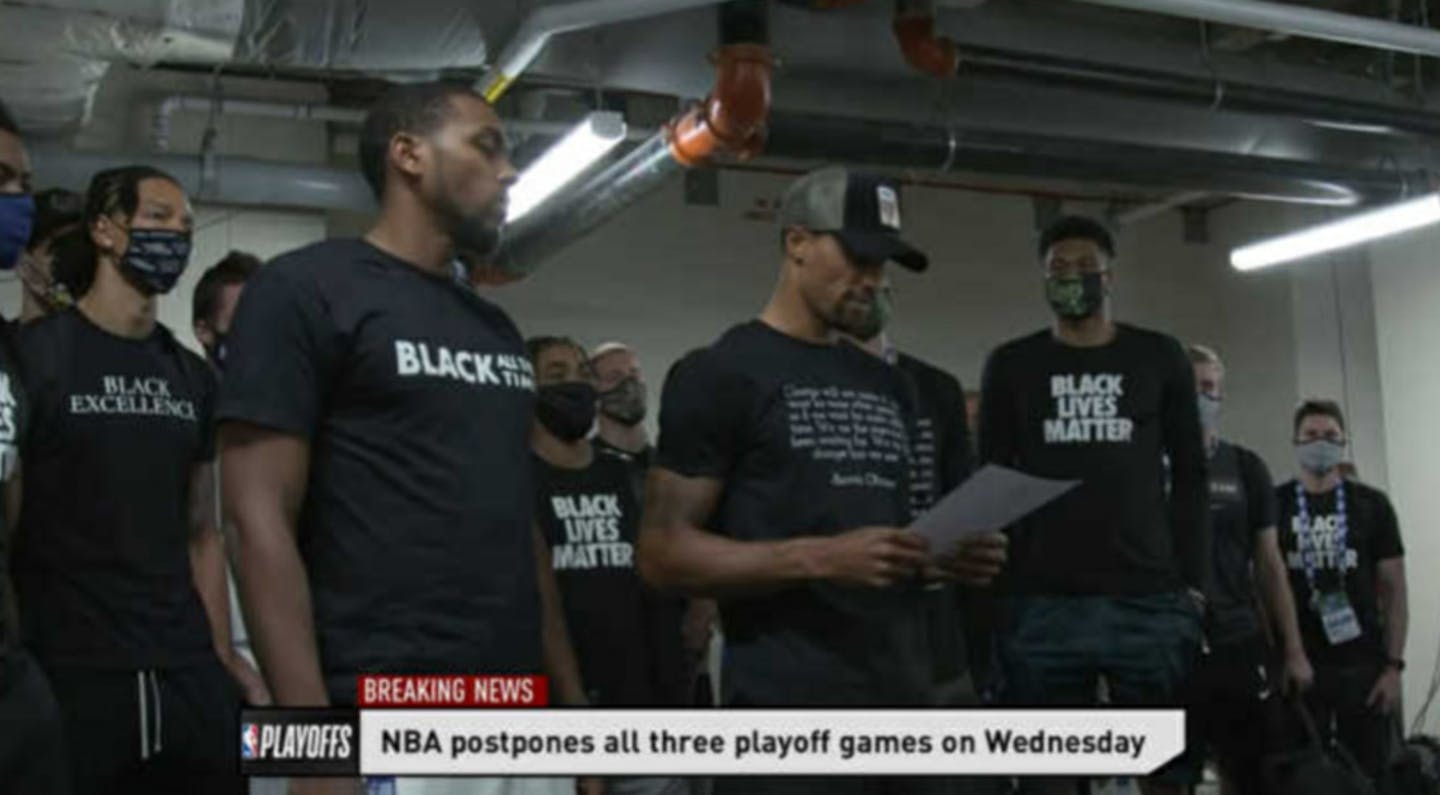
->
[657, 321, 926, 706]
[534, 451, 661, 706]
[978, 324, 1209, 596]
[1205, 441, 1277, 645]
[13, 309, 215, 669]
[216, 239, 541, 698]
[1275, 478, 1403, 666]
[896, 353, 972, 519]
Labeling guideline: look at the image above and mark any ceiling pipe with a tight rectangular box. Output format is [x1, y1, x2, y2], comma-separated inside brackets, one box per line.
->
[1113, 191, 1211, 226]
[1073, 0, 1440, 58]
[478, 0, 730, 103]
[29, 145, 374, 214]
[494, 0, 771, 272]
[945, 45, 1440, 138]
[761, 111, 1427, 206]
[893, 0, 959, 77]
[150, 94, 656, 152]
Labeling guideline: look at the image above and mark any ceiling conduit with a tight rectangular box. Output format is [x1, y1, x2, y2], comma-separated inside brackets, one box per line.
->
[495, 0, 772, 272]
[891, 2, 1440, 138]
[761, 111, 1427, 206]
[1074, 0, 1440, 58]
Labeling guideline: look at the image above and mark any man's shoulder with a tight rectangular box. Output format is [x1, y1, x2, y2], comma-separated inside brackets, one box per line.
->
[990, 329, 1051, 359]
[1116, 323, 1186, 355]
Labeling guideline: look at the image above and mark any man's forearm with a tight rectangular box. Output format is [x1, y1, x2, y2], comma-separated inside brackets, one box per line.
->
[190, 525, 235, 658]
[234, 523, 329, 706]
[638, 522, 831, 598]
[1257, 533, 1306, 657]
[533, 525, 587, 706]
[1381, 568, 1408, 661]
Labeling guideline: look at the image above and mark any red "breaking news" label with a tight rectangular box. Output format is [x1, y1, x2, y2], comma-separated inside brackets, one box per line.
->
[356, 675, 548, 708]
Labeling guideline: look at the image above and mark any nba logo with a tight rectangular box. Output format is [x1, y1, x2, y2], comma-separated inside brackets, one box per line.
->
[241, 723, 260, 759]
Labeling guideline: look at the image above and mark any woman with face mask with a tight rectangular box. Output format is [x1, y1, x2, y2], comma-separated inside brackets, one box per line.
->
[10, 165, 260, 795]
[1275, 399, 1408, 789]
[15, 188, 82, 323]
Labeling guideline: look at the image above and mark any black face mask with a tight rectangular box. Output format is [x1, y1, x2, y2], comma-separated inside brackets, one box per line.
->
[536, 381, 597, 442]
[119, 228, 192, 295]
[598, 377, 647, 427]
[1045, 271, 1106, 320]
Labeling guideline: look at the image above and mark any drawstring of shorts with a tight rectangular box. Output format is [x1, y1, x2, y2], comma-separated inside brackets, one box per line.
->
[137, 670, 163, 760]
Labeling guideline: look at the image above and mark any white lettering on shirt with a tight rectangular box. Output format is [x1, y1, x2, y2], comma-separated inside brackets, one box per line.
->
[394, 340, 533, 390]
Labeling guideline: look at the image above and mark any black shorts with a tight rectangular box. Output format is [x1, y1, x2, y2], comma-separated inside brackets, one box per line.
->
[43, 659, 244, 795]
[0, 649, 69, 794]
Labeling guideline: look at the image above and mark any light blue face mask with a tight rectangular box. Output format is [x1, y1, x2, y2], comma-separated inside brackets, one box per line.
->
[1296, 438, 1346, 475]
[1197, 393, 1222, 435]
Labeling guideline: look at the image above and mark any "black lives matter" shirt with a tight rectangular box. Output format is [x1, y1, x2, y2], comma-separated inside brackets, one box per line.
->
[1276, 479, 1404, 666]
[0, 322, 28, 659]
[534, 450, 678, 706]
[979, 324, 1208, 596]
[14, 309, 215, 669]
[217, 239, 541, 700]
[1205, 440, 1277, 645]
[657, 321, 927, 706]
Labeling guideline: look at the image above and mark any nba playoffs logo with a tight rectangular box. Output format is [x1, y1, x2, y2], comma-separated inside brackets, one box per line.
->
[241, 723, 260, 759]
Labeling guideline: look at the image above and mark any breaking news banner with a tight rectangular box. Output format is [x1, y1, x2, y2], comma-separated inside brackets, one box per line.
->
[240, 675, 1185, 779]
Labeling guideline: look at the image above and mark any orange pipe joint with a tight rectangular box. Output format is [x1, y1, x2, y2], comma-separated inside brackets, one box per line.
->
[893, 12, 958, 78]
[668, 43, 774, 167]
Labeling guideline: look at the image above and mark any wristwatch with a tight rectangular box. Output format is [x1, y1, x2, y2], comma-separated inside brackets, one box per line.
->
[1386, 657, 1406, 672]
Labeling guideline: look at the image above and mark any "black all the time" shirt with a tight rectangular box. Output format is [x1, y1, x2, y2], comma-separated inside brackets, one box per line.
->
[217, 239, 541, 700]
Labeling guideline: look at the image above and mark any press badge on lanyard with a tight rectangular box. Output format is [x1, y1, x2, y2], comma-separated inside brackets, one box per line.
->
[1295, 481, 1362, 645]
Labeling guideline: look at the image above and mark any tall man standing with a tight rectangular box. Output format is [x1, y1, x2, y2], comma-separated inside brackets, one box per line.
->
[979, 216, 1208, 795]
[218, 82, 589, 795]
[638, 166, 1006, 795]
[0, 94, 68, 795]
[1279, 399, 1407, 788]
[1183, 344, 1311, 795]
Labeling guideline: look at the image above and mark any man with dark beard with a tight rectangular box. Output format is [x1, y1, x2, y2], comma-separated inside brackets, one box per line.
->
[638, 166, 1006, 795]
[217, 82, 591, 795]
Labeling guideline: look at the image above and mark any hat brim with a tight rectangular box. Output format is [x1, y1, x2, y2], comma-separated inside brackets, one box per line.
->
[834, 230, 930, 273]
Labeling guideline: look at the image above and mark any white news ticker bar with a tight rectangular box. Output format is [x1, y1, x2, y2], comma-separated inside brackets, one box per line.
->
[360, 709, 1184, 777]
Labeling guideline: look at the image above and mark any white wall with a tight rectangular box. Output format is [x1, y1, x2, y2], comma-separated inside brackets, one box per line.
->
[487, 170, 1312, 473]
[1368, 229, 1440, 733]
[166, 205, 327, 353]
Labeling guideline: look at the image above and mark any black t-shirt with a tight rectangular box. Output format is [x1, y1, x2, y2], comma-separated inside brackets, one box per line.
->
[1275, 479, 1404, 666]
[978, 324, 1209, 596]
[657, 321, 926, 706]
[0, 321, 27, 657]
[14, 309, 215, 669]
[535, 451, 671, 706]
[216, 239, 541, 696]
[895, 353, 972, 519]
[1206, 440, 1277, 645]
[592, 437, 653, 471]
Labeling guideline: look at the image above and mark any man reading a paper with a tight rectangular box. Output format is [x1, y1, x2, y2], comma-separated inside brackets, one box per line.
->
[978, 216, 1208, 795]
[638, 167, 1005, 795]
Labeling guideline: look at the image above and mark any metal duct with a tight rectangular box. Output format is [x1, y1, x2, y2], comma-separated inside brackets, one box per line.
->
[497, 0, 772, 272]
[947, 45, 1440, 138]
[762, 112, 1425, 206]
[480, 0, 730, 102]
[28, 145, 374, 214]
[1076, 0, 1440, 58]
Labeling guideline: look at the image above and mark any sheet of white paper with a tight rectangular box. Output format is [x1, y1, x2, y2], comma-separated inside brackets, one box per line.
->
[909, 464, 1078, 551]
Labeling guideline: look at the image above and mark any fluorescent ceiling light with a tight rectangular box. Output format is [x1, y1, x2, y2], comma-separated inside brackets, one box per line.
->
[1230, 192, 1440, 271]
[506, 111, 626, 222]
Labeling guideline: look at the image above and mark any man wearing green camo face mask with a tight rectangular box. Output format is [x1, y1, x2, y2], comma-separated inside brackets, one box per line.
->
[979, 215, 1210, 795]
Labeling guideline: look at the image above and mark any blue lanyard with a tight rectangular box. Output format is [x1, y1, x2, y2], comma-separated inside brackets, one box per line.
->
[1294, 480, 1348, 599]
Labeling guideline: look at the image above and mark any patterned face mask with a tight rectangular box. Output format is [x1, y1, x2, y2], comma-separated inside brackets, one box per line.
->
[1044, 271, 1106, 320]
